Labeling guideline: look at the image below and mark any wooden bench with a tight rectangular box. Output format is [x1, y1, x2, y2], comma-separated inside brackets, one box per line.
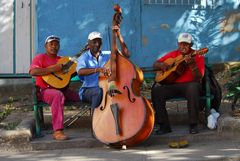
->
[142, 57, 214, 120]
[32, 76, 91, 137]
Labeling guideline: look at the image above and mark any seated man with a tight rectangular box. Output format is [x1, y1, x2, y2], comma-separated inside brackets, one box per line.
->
[76, 25, 130, 109]
[151, 33, 205, 135]
[29, 35, 80, 140]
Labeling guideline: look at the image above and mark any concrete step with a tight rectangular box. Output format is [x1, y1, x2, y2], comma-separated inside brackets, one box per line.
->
[145, 125, 222, 146]
[30, 124, 223, 151]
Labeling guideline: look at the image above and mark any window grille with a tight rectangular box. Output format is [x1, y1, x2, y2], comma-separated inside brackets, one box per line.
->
[144, 0, 201, 5]
[143, 0, 219, 9]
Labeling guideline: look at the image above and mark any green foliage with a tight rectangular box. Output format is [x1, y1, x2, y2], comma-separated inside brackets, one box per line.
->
[4, 122, 18, 130]
[224, 66, 240, 99]
[0, 97, 14, 122]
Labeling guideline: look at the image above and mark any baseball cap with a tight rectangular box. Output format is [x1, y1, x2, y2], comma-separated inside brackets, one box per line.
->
[178, 33, 192, 44]
[45, 35, 60, 44]
[88, 31, 102, 41]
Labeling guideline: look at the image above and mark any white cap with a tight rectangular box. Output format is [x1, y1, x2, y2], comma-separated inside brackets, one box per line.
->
[178, 33, 192, 44]
[88, 31, 102, 40]
[45, 35, 60, 44]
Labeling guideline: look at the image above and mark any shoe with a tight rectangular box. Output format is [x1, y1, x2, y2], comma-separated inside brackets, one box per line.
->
[189, 125, 198, 134]
[52, 130, 69, 140]
[155, 127, 172, 135]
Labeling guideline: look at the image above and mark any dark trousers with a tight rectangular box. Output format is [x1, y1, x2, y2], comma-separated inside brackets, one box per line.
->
[151, 82, 201, 127]
[82, 87, 103, 108]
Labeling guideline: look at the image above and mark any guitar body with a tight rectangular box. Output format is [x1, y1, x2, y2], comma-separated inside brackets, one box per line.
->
[42, 57, 76, 89]
[155, 48, 209, 84]
[92, 54, 154, 146]
[155, 55, 183, 83]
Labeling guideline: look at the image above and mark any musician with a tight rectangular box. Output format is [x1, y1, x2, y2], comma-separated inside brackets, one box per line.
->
[76, 25, 130, 109]
[151, 33, 205, 135]
[29, 35, 80, 140]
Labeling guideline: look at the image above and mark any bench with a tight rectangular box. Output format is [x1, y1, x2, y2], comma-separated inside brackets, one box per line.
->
[142, 57, 214, 120]
[32, 76, 91, 137]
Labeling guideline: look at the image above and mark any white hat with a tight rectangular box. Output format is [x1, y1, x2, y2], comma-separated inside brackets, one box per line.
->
[45, 35, 60, 44]
[88, 31, 102, 40]
[178, 33, 192, 44]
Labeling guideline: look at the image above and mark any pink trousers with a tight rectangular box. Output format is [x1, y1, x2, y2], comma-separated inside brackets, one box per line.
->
[41, 88, 80, 131]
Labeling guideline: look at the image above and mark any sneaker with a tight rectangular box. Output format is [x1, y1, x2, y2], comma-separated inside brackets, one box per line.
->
[189, 125, 198, 134]
[52, 130, 69, 140]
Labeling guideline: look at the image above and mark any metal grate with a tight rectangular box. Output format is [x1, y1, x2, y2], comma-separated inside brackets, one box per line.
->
[144, 0, 201, 5]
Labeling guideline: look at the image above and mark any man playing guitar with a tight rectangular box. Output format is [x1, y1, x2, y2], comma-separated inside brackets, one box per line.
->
[151, 33, 205, 135]
[29, 35, 80, 140]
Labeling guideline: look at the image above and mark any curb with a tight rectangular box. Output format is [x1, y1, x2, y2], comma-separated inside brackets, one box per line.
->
[0, 117, 34, 151]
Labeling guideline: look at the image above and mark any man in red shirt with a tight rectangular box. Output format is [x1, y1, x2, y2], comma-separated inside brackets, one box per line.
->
[151, 33, 205, 135]
[29, 35, 80, 140]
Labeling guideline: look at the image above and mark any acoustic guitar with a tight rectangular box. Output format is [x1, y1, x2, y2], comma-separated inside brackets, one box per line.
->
[42, 46, 88, 89]
[155, 47, 208, 84]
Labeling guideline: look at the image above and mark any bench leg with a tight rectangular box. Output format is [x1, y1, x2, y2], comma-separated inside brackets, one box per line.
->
[205, 96, 211, 119]
[205, 71, 211, 119]
[38, 105, 44, 128]
[33, 105, 43, 137]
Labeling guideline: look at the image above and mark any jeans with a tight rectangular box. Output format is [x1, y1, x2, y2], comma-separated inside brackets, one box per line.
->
[82, 87, 103, 108]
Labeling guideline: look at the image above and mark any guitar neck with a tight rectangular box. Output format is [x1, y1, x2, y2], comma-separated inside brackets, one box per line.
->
[73, 44, 89, 58]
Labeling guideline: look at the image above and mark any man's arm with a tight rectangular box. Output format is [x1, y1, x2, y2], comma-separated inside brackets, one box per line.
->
[113, 26, 130, 58]
[186, 57, 203, 82]
[29, 64, 63, 76]
[77, 68, 110, 76]
[153, 61, 170, 72]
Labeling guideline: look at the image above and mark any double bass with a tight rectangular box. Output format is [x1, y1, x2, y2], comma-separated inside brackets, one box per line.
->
[92, 4, 155, 147]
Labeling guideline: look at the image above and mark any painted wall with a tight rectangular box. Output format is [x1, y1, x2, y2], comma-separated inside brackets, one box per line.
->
[0, 0, 14, 74]
[141, 0, 240, 66]
[0, 0, 32, 76]
[36, 0, 141, 65]
[35, 0, 240, 68]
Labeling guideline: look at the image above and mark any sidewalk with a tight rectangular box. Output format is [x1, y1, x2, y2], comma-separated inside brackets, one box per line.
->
[0, 129, 240, 161]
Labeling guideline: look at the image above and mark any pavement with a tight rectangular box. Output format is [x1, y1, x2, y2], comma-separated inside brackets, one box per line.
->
[0, 102, 240, 161]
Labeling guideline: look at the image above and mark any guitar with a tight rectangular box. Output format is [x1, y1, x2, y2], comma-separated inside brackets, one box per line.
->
[42, 46, 88, 89]
[155, 47, 208, 84]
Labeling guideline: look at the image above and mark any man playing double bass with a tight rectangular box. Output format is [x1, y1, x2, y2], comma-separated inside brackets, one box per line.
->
[76, 25, 130, 109]
[151, 33, 205, 135]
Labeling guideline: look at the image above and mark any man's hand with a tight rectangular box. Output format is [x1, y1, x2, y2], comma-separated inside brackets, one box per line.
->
[112, 25, 120, 37]
[49, 64, 63, 73]
[153, 62, 170, 72]
[184, 55, 197, 69]
[99, 67, 111, 76]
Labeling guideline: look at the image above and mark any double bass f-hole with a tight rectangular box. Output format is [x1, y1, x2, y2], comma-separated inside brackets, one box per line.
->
[123, 86, 136, 103]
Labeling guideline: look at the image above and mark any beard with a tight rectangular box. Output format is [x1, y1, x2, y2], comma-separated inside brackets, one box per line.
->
[91, 46, 101, 54]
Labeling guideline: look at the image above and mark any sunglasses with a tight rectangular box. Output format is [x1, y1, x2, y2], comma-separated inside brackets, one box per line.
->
[45, 35, 60, 43]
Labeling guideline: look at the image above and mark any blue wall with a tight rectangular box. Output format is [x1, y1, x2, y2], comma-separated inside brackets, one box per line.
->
[36, 0, 240, 67]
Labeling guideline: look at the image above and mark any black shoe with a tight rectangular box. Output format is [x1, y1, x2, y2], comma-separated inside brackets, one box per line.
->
[155, 127, 172, 135]
[189, 125, 198, 134]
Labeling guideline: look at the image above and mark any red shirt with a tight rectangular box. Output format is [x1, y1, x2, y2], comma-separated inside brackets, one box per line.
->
[157, 49, 205, 83]
[29, 53, 61, 89]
